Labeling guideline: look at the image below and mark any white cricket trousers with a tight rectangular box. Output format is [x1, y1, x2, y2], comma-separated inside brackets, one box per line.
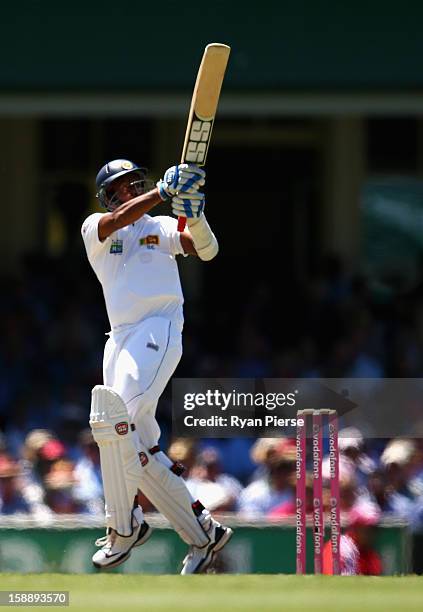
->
[103, 316, 182, 449]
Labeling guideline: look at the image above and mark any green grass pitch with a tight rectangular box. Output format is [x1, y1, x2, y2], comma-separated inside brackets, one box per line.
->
[0, 574, 422, 611]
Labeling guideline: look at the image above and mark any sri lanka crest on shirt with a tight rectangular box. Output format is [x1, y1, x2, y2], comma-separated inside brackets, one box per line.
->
[139, 235, 159, 250]
[110, 239, 123, 254]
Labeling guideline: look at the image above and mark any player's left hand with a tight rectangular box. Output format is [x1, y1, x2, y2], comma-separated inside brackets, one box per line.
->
[171, 191, 205, 218]
[157, 163, 205, 201]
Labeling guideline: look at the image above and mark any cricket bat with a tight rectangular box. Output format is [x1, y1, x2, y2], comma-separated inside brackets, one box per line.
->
[177, 42, 231, 232]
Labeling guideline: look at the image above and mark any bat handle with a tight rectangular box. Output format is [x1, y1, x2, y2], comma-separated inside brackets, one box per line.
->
[177, 217, 186, 232]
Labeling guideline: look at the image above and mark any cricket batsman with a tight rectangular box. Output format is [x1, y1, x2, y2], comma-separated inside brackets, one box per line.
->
[81, 159, 232, 573]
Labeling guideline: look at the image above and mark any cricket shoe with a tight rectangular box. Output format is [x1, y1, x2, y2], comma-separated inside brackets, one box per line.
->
[92, 508, 152, 570]
[180, 519, 233, 575]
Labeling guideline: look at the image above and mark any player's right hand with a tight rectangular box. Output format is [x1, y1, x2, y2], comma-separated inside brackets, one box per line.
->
[171, 191, 205, 219]
[157, 163, 205, 201]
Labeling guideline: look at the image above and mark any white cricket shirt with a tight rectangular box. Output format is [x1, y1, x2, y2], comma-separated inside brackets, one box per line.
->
[81, 213, 185, 330]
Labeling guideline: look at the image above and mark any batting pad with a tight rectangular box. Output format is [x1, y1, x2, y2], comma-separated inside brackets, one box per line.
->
[90, 385, 142, 536]
[133, 433, 210, 548]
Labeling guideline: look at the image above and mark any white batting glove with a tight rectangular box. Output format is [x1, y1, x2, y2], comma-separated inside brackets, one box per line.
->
[157, 164, 205, 201]
[171, 192, 205, 219]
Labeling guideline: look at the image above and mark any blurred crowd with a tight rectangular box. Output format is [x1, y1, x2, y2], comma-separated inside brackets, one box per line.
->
[1, 425, 423, 573]
[2, 423, 423, 525]
[1, 249, 423, 572]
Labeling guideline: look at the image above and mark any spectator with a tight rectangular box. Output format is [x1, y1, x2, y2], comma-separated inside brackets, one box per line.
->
[198, 438, 256, 484]
[238, 439, 296, 517]
[19, 430, 54, 518]
[379, 439, 423, 531]
[323, 470, 368, 526]
[322, 427, 376, 491]
[44, 459, 82, 514]
[367, 468, 389, 510]
[19, 431, 66, 519]
[323, 500, 382, 575]
[73, 429, 103, 515]
[0, 455, 30, 514]
[268, 472, 313, 519]
[186, 447, 243, 512]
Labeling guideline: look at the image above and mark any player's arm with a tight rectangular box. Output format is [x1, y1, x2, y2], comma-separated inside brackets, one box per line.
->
[172, 193, 218, 261]
[98, 164, 206, 241]
[98, 189, 161, 241]
[180, 231, 198, 256]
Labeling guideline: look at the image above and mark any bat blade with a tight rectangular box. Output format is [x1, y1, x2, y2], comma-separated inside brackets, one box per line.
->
[178, 43, 230, 232]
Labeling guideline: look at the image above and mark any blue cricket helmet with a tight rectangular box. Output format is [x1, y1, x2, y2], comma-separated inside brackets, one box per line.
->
[95, 159, 147, 211]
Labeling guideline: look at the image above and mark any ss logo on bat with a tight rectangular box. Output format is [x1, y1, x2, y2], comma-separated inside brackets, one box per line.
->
[186, 120, 213, 163]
